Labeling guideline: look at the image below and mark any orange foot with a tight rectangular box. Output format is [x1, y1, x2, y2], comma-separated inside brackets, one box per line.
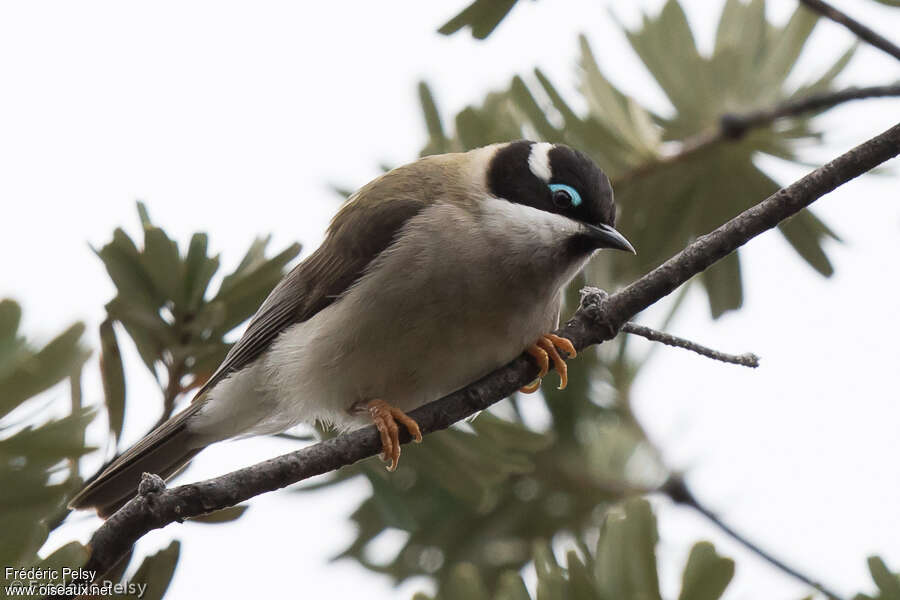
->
[520, 334, 577, 393]
[366, 399, 422, 471]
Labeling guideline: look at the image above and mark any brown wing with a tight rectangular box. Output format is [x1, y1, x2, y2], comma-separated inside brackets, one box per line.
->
[194, 193, 428, 398]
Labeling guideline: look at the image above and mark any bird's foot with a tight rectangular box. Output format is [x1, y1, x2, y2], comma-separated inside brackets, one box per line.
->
[365, 399, 422, 471]
[520, 333, 577, 393]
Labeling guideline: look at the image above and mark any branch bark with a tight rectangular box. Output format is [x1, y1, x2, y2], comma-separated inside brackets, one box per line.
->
[799, 0, 900, 63]
[719, 83, 900, 139]
[663, 475, 844, 600]
[621, 322, 759, 368]
[614, 83, 900, 187]
[65, 120, 900, 595]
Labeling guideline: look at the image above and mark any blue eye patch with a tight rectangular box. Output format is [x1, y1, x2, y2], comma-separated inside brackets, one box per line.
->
[548, 183, 582, 207]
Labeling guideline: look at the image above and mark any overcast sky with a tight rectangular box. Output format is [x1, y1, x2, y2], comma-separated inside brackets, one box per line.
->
[2, 0, 899, 598]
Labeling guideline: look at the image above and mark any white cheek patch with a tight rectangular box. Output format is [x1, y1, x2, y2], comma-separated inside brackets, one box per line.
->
[528, 142, 554, 182]
[481, 196, 580, 247]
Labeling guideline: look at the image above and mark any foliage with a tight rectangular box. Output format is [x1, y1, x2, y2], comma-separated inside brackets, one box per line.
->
[0, 205, 299, 596]
[438, 0, 527, 39]
[427, 0, 853, 318]
[0, 299, 91, 570]
[855, 557, 900, 600]
[415, 499, 736, 600]
[93, 202, 301, 434]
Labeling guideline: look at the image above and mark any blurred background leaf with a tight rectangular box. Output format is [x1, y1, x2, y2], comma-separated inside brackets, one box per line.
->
[438, 0, 528, 39]
[854, 557, 900, 600]
[128, 541, 181, 600]
[424, 0, 852, 319]
[0, 299, 92, 569]
[92, 202, 301, 426]
[1, 204, 300, 588]
[416, 499, 736, 600]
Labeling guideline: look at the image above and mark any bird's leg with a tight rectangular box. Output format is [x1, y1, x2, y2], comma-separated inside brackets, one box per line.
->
[519, 333, 577, 393]
[362, 399, 422, 471]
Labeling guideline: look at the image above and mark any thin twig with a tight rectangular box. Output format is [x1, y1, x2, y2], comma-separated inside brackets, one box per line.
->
[720, 83, 900, 139]
[799, 0, 900, 63]
[614, 83, 900, 187]
[55, 121, 900, 598]
[621, 322, 759, 368]
[663, 475, 844, 600]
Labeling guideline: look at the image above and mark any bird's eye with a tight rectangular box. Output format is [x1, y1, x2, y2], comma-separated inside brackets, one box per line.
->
[549, 183, 582, 209]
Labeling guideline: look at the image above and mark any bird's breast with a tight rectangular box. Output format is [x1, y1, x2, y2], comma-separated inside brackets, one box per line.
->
[262, 200, 590, 430]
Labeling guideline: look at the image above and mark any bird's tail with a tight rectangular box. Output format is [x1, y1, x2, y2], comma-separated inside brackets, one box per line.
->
[68, 402, 209, 518]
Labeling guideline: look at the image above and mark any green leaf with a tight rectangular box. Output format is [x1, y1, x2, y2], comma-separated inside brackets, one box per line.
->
[867, 556, 900, 600]
[566, 550, 601, 600]
[760, 4, 819, 86]
[439, 563, 491, 600]
[218, 235, 270, 293]
[99, 319, 126, 444]
[0, 299, 23, 370]
[509, 77, 564, 143]
[715, 0, 745, 54]
[213, 241, 301, 332]
[624, 0, 706, 116]
[777, 209, 838, 277]
[136, 200, 153, 227]
[141, 226, 182, 302]
[594, 498, 661, 600]
[94, 228, 163, 311]
[438, 0, 522, 39]
[181, 233, 220, 311]
[365, 466, 421, 530]
[678, 542, 735, 600]
[735, 0, 766, 80]
[420, 82, 452, 157]
[0, 322, 89, 420]
[35, 542, 89, 584]
[188, 505, 249, 524]
[495, 571, 532, 600]
[700, 251, 743, 318]
[797, 44, 857, 96]
[105, 297, 178, 365]
[130, 541, 181, 600]
[0, 407, 97, 462]
[0, 514, 47, 567]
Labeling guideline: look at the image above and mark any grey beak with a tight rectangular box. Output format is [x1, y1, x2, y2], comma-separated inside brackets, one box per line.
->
[585, 223, 636, 254]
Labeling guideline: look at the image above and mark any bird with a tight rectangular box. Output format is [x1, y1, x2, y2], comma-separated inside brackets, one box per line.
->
[68, 140, 635, 517]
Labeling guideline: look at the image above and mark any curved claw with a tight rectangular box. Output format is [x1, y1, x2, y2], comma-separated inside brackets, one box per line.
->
[520, 343, 551, 393]
[520, 378, 542, 394]
[522, 333, 577, 391]
[367, 399, 422, 471]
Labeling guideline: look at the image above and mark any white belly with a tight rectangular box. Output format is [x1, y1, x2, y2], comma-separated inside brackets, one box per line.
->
[191, 200, 588, 438]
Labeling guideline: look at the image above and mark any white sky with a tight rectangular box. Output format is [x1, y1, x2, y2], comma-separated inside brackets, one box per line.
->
[2, 0, 899, 598]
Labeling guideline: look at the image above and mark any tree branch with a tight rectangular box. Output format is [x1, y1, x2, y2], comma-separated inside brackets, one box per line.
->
[621, 322, 759, 368]
[719, 83, 900, 139]
[604, 121, 899, 324]
[62, 120, 900, 596]
[614, 83, 900, 187]
[799, 0, 900, 63]
[663, 475, 845, 600]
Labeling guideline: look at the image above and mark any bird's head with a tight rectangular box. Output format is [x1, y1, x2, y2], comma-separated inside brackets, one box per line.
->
[484, 140, 635, 255]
